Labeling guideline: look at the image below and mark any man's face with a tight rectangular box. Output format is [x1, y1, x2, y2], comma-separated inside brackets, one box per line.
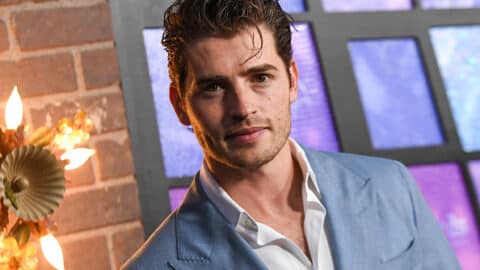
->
[171, 24, 298, 169]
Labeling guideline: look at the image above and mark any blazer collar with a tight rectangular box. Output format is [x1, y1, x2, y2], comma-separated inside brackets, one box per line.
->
[304, 150, 372, 213]
[305, 149, 375, 270]
[172, 174, 268, 270]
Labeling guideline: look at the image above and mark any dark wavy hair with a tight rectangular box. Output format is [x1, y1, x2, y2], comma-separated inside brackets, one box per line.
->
[162, 0, 293, 95]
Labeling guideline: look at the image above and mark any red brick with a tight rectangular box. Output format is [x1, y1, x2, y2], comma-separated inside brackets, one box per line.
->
[113, 226, 145, 268]
[14, 4, 113, 50]
[64, 159, 95, 188]
[52, 182, 141, 235]
[0, 20, 8, 52]
[30, 93, 127, 134]
[82, 48, 120, 89]
[0, 54, 77, 99]
[95, 138, 134, 180]
[0, 0, 27, 5]
[37, 234, 111, 270]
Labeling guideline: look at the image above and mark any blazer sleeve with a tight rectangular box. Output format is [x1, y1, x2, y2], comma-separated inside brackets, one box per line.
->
[396, 161, 462, 269]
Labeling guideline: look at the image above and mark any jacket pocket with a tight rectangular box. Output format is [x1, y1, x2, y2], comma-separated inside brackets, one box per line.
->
[380, 236, 421, 269]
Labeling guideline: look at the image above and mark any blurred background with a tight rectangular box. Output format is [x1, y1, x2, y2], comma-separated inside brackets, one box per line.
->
[1, 0, 479, 269]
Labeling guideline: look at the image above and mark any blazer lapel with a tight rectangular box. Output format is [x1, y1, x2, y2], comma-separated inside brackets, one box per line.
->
[305, 150, 377, 270]
[170, 175, 268, 270]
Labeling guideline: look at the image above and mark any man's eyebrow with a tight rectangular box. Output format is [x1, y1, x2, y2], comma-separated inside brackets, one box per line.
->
[194, 64, 279, 86]
[195, 75, 227, 86]
[241, 64, 278, 75]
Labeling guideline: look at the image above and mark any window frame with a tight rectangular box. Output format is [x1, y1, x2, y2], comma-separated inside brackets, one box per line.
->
[109, 0, 480, 237]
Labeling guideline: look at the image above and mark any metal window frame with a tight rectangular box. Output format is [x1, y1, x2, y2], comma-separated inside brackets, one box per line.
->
[109, 0, 480, 237]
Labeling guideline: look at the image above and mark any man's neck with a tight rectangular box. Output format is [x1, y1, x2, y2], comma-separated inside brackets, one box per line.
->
[205, 141, 304, 219]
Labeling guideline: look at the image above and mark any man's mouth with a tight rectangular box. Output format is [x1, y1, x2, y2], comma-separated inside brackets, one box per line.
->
[224, 127, 266, 143]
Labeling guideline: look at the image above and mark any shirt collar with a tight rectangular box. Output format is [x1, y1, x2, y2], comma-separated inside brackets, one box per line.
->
[289, 139, 321, 201]
[198, 138, 322, 228]
[199, 162, 244, 226]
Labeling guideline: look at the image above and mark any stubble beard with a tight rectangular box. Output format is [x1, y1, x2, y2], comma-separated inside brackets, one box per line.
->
[197, 113, 292, 171]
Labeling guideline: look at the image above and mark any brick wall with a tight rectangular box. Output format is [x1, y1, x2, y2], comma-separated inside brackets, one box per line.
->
[0, 1, 144, 269]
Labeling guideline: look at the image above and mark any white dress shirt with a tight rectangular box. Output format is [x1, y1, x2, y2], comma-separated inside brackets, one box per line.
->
[199, 139, 335, 270]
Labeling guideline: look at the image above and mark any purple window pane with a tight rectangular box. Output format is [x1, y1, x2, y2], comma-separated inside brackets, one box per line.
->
[168, 187, 189, 210]
[321, 0, 411, 12]
[468, 160, 480, 200]
[421, 0, 480, 9]
[144, 29, 203, 178]
[408, 163, 480, 270]
[279, 0, 306, 13]
[291, 24, 339, 151]
[429, 26, 480, 152]
[348, 39, 444, 150]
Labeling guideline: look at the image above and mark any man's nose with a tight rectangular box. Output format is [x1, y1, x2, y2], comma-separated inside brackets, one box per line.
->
[226, 82, 256, 121]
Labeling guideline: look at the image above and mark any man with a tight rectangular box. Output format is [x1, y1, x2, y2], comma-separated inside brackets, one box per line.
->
[123, 0, 461, 269]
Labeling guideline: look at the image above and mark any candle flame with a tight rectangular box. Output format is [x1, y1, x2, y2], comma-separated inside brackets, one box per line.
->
[61, 148, 95, 170]
[5, 86, 23, 129]
[40, 233, 65, 270]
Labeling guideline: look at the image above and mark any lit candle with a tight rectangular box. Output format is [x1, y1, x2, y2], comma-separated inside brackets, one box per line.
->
[40, 233, 65, 270]
[60, 148, 96, 170]
[5, 85, 23, 130]
[1, 86, 25, 154]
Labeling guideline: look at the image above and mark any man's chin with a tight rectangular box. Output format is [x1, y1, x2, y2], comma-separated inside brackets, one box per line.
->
[220, 150, 277, 169]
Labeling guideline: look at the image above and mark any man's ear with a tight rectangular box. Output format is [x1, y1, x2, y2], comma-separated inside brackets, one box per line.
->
[169, 85, 191, 125]
[288, 60, 299, 103]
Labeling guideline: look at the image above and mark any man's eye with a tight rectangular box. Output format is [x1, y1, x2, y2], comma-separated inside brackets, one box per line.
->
[252, 74, 271, 83]
[204, 83, 223, 92]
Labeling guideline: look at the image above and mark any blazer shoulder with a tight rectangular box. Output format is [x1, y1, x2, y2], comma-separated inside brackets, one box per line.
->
[121, 211, 178, 270]
[305, 149, 413, 200]
[308, 150, 406, 178]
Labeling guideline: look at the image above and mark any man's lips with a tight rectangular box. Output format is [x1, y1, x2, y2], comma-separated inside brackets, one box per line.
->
[224, 127, 266, 141]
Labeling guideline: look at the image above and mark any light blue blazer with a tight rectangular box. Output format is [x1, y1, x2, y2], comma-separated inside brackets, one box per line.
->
[123, 150, 461, 270]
